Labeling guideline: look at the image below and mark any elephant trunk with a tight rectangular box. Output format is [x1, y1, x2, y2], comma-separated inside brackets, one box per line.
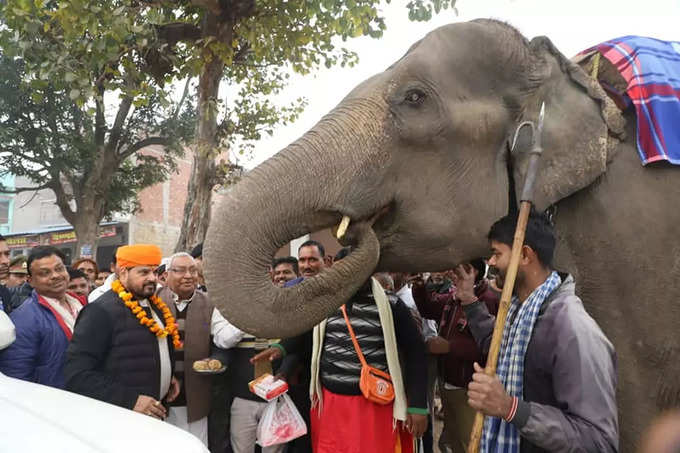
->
[204, 98, 389, 337]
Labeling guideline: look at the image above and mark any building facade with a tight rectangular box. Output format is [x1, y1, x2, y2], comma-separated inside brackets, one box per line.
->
[2, 146, 198, 266]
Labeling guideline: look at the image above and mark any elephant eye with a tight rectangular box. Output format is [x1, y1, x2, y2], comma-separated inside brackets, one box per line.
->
[404, 88, 426, 106]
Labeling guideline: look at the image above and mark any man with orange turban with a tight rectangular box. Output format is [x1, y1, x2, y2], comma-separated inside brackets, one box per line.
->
[64, 244, 181, 420]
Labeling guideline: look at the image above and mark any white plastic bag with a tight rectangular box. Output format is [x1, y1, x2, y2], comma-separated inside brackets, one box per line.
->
[256, 393, 307, 447]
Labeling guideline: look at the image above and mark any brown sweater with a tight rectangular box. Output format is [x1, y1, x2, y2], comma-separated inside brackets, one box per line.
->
[158, 286, 214, 422]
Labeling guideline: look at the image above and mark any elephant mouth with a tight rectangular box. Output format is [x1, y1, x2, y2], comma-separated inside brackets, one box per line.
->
[332, 203, 393, 248]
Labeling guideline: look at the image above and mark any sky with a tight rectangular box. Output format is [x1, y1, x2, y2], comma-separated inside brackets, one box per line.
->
[242, 0, 679, 169]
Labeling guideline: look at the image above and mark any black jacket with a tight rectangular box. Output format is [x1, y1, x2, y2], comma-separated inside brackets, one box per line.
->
[320, 293, 428, 410]
[64, 290, 175, 409]
[1, 282, 32, 314]
[0, 285, 10, 313]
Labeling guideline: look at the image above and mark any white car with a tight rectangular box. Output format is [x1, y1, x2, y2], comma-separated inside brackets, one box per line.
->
[0, 373, 209, 453]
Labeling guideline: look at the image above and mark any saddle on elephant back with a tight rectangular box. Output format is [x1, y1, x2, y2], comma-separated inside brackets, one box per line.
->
[574, 36, 680, 165]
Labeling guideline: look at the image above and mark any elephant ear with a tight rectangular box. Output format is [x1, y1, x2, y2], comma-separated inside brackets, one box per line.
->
[510, 36, 626, 211]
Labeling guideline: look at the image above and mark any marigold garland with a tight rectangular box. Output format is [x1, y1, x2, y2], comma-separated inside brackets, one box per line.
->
[112, 279, 183, 349]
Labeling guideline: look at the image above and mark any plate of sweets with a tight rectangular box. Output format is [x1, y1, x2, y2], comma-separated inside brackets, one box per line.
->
[192, 358, 227, 375]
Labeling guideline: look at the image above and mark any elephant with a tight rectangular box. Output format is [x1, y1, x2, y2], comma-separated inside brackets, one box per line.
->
[204, 19, 680, 450]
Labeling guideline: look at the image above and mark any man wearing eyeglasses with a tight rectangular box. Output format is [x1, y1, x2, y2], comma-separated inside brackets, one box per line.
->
[157, 252, 244, 446]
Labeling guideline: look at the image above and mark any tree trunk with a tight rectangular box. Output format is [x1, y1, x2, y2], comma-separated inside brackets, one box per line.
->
[63, 94, 119, 261]
[175, 19, 231, 253]
[49, 173, 98, 262]
[72, 217, 100, 262]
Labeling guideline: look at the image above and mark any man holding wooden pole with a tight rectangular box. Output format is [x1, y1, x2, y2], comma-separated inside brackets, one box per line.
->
[457, 211, 618, 452]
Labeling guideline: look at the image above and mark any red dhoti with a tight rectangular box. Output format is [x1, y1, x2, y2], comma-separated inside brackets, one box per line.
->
[311, 387, 415, 453]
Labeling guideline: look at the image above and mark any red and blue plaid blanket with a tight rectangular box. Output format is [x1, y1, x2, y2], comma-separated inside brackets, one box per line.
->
[582, 36, 680, 165]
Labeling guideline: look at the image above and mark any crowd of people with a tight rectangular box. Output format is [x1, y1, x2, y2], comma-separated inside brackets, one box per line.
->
[0, 210, 620, 453]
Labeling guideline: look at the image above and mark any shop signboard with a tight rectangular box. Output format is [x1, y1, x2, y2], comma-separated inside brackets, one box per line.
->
[6, 235, 40, 249]
[9, 225, 120, 249]
[49, 231, 77, 245]
[49, 226, 118, 245]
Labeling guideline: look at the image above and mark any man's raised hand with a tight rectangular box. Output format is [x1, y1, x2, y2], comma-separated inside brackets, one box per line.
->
[453, 264, 477, 304]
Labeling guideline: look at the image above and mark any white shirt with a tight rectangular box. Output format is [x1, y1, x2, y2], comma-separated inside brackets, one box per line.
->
[88, 273, 117, 303]
[139, 298, 172, 398]
[396, 284, 438, 340]
[42, 294, 84, 333]
[171, 290, 245, 349]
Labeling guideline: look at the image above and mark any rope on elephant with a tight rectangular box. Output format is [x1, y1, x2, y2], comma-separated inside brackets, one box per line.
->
[591, 52, 601, 79]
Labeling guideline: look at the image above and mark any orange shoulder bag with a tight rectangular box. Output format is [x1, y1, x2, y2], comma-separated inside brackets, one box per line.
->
[340, 304, 395, 405]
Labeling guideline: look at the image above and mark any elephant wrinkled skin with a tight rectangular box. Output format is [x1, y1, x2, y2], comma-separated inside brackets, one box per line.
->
[205, 19, 680, 450]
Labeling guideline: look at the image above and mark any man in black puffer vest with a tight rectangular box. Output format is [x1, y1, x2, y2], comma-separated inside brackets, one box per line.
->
[65, 244, 180, 420]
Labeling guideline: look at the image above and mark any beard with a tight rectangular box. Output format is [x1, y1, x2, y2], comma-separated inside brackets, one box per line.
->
[494, 273, 504, 289]
[130, 282, 156, 300]
[492, 267, 524, 293]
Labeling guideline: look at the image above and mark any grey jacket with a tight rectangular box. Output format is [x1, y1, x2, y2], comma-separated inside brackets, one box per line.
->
[463, 274, 618, 453]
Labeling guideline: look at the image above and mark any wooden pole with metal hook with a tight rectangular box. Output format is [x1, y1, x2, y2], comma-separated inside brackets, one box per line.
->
[466, 102, 546, 453]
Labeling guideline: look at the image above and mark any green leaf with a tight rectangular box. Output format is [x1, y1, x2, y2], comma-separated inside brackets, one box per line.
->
[69, 88, 80, 100]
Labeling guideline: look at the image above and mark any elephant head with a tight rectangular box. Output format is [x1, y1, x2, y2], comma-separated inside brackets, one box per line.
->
[205, 19, 623, 337]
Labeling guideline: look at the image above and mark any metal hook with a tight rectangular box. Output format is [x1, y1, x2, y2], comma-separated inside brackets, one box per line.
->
[510, 120, 536, 154]
[510, 102, 546, 155]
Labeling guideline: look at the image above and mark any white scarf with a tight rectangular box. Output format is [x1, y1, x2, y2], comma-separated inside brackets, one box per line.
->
[42, 294, 83, 333]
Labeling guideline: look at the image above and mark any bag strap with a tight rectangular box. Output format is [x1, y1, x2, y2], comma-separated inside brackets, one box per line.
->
[340, 304, 369, 368]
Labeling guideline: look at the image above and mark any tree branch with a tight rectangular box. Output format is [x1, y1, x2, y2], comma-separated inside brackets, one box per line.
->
[107, 96, 134, 154]
[232, 61, 277, 68]
[49, 177, 76, 224]
[18, 190, 41, 210]
[94, 51, 129, 86]
[0, 151, 45, 167]
[0, 183, 52, 194]
[95, 85, 106, 147]
[120, 136, 171, 159]
[190, 0, 222, 16]
[157, 23, 202, 45]
[233, 42, 251, 64]
[173, 77, 192, 121]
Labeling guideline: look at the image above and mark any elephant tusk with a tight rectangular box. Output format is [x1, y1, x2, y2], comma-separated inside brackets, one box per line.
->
[336, 216, 351, 239]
